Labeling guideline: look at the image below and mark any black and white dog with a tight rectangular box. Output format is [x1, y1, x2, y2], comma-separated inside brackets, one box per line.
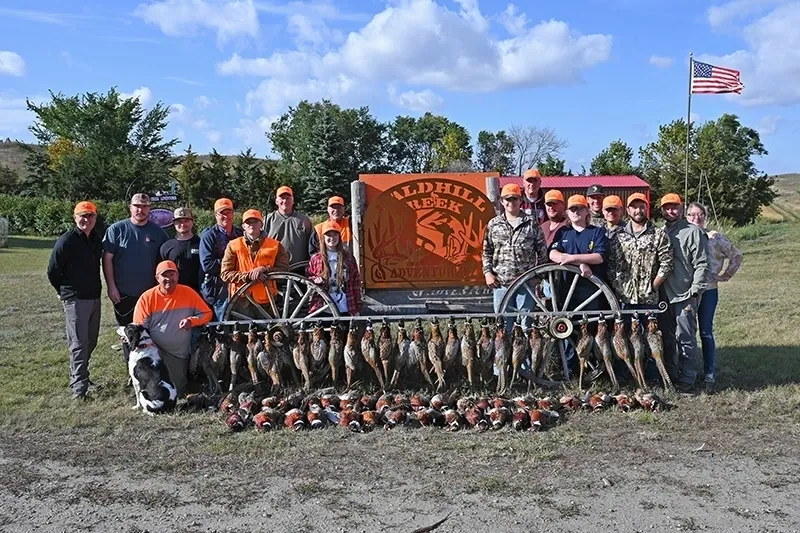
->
[117, 324, 177, 415]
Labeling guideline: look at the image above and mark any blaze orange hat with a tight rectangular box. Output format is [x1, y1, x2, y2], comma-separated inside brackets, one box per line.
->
[500, 183, 521, 198]
[523, 168, 542, 181]
[156, 260, 178, 276]
[321, 220, 342, 234]
[603, 195, 623, 210]
[73, 201, 96, 216]
[276, 186, 293, 197]
[214, 198, 234, 213]
[567, 195, 589, 209]
[660, 193, 683, 206]
[544, 190, 564, 204]
[328, 196, 345, 206]
[627, 192, 649, 206]
[242, 209, 263, 223]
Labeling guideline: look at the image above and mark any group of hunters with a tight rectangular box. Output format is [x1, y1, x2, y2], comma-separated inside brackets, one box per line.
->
[47, 171, 741, 402]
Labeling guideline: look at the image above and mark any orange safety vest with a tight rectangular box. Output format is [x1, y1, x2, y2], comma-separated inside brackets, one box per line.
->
[228, 236, 281, 304]
[315, 217, 352, 244]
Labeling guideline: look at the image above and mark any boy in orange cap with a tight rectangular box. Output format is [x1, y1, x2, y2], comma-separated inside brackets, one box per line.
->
[263, 185, 313, 268]
[47, 201, 104, 400]
[308, 195, 353, 257]
[199, 197, 243, 320]
[602, 195, 624, 238]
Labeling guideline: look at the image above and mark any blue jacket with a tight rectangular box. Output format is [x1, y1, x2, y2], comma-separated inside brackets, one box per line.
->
[199, 224, 243, 304]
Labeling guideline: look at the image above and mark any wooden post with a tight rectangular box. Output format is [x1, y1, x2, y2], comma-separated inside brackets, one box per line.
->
[350, 180, 366, 287]
[485, 176, 501, 216]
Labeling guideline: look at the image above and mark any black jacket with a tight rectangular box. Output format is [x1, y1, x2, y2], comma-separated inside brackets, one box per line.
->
[47, 227, 103, 300]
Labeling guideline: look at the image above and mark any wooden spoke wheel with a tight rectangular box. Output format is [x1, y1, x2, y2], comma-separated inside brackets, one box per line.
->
[497, 264, 620, 387]
[223, 272, 341, 326]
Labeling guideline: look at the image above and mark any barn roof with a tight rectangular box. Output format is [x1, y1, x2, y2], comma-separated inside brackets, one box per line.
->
[499, 175, 650, 188]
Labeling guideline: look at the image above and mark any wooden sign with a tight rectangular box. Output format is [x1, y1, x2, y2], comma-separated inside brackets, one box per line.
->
[360, 172, 498, 289]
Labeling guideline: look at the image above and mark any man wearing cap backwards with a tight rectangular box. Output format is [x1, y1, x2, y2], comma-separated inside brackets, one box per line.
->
[263, 185, 313, 267]
[586, 185, 606, 227]
[602, 195, 625, 239]
[482, 183, 547, 329]
[133, 260, 212, 396]
[308, 196, 352, 257]
[540, 189, 570, 247]
[220, 209, 290, 317]
[199, 198, 243, 321]
[160, 207, 202, 295]
[659, 193, 709, 393]
[103, 193, 169, 332]
[521, 169, 547, 224]
[47, 201, 104, 401]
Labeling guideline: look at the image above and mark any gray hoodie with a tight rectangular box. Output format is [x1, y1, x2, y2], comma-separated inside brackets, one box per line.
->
[663, 218, 709, 303]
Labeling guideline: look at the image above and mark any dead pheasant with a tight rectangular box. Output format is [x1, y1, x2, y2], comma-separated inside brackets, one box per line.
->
[528, 325, 545, 381]
[343, 320, 360, 390]
[477, 318, 495, 388]
[646, 314, 674, 390]
[595, 313, 619, 392]
[443, 317, 461, 381]
[293, 322, 312, 390]
[309, 321, 329, 387]
[576, 315, 594, 391]
[494, 317, 509, 393]
[427, 318, 446, 391]
[328, 323, 345, 387]
[246, 324, 264, 386]
[612, 313, 640, 389]
[630, 313, 648, 390]
[258, 328, 282, 389]
[409, 319, 434, 388]
[361, 319, 385, 389]
[378, 319, 394, 386]
[228, 326, 247, 391]
[510, 320, 527, 388]
[390, 320, 411, 388]
[189, 328, 221, 394]
[460, 318, 477, 389]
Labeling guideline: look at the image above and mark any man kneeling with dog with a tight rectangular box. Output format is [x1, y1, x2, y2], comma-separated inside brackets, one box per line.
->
[131, 260, 213, 398]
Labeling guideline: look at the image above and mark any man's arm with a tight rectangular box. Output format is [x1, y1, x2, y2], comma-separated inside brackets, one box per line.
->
[273, 243, 290, 272]
[199, 228, 220, 276]
[653, 229, 674, 289]
[132, 291, 149, 326]
[481, 225, 494, 274]
[690, 228, 709, 296]
[187, 290, 213, 327]
[102, 252, 121, 303]
[308, 230, 320, 258]
[46, 235, 66, 294]
[533, 224, 547, 266]
[219, 242, 249, 284]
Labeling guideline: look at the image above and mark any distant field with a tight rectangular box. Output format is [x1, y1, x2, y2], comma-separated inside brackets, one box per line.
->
[762, 173, 800, 222]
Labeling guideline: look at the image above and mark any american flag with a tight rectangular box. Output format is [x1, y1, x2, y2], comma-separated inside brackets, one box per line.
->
[691, 60, 743, 94]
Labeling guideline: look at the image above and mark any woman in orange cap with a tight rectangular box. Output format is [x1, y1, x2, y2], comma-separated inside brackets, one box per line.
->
[306, 221, 362, 315]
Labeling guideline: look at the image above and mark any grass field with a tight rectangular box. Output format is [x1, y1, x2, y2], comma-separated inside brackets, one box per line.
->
[1, 222, 799, 532]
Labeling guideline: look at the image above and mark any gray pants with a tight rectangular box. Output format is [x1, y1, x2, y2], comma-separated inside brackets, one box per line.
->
[660, 298, 699, 387]
[160, 350, 189, 397]
[64, 298, 101, 395]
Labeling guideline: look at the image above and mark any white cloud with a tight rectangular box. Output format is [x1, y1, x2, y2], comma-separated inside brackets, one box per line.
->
[649, 55, 673, 68]
[706, 0, 788, 27]
[193, 95, 216, 108]
[206, 130, 222, 144]
[134, 0, 259, 44]
[388, 86, 443, 112]
[219, 0, 612, 116]
[499, 4, 528, 36]
[120, 86, 153, 107]
[699, 2, 800, 105]
[233, 115, 277, 149]
[0, 51, 26, 77]
[757, 114, 781, 135]
[164, 76, 205, 86]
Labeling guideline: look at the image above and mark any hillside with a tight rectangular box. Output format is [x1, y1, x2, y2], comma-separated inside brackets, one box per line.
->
[762, 173, 800, 222]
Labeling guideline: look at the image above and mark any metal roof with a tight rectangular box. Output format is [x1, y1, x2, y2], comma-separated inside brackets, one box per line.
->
[499, 175, 650, 188]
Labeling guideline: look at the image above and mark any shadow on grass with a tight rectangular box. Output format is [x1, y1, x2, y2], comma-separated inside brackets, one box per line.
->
[719, 345, 800, 391]
[6, 236, 57, 249]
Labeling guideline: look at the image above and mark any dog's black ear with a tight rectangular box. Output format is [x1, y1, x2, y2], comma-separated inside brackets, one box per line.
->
[125, 324, 143, 348]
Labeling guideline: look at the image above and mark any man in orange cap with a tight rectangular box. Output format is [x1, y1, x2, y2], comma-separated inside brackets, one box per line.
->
[540, 189, 569, 247]
[549, 195, 609, 293]
[199, 198, 243, 320]
[659, 192, 708, 393]
[602, 195, 625, 239]
[521, 168, 546, 223]
[264, 185, 313, 269]
[133, 260, 212, 396]
[220, 209, 290, 318]
[308, 195, 352, 257]
[482, 182, 547, 331]
[47, 201, 104, 401]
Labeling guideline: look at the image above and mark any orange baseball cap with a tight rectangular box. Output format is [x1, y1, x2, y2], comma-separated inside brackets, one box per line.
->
[276, 186, 293, 197]
[73, 201, 97, 216]
[660, 193, 683, 206]
[603, 195, 623, 210]
[242, 209, 263, 223]
[328, 196, 345, 206]
[567, 195, 589, 209]
[626, 192, 649, 206]
[214, 198, 234, 213]
[500, 183, 522, 198]
[320, 220, 342, 234]
[523, 168, 541, 181]
[544, 190, 564, 204]
[156, 260, 178, 276]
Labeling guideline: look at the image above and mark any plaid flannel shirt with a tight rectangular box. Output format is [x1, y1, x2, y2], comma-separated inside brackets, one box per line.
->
[306, 252, 363, 315]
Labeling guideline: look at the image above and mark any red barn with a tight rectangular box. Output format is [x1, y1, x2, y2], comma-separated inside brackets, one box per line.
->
[499, 175, 651, 207]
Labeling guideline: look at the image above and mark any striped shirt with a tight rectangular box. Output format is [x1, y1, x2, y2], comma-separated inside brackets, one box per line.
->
[133, 285, 212, 359]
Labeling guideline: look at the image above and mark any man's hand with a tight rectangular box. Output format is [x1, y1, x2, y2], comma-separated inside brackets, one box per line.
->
[248, 266, 269, 281]
[178, 318, 193, 330]
[107, 285, 121, 304]
[579, 263, 593, 278]
[556, 253, 574, 266]
[485, 272, 500, 289]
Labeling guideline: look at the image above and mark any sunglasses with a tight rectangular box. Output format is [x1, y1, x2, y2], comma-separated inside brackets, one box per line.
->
[502, 196, 521, 202]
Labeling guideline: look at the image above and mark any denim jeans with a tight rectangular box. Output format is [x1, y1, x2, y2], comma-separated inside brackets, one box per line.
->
[213, 299, 227, 322]
[493, 286, 534, 332]
[698, 289, 719, 383]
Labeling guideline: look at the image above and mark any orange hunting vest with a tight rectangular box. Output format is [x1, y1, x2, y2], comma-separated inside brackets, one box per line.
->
[228, 236, 280, 304]
[315, 217, 352, 245]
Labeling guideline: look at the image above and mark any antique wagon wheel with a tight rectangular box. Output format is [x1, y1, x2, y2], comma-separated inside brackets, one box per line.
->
[224, 271, 340, 325]
[497, 264, 620, 387]
[289, 260, 309, 276]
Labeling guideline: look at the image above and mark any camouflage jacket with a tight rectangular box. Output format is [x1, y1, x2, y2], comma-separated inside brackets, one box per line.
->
[608, 220, 674, 305]
[482, 214, 548, 287]
[590, 211, 605, 228]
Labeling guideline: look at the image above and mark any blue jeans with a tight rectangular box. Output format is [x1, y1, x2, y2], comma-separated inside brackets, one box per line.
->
[493, 286, 534, 332]
[213, 299, 227, 322]
[698, 289, 719, 383]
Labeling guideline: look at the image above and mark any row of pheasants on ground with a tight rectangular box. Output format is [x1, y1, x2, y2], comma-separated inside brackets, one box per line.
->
[191, 312, 673, 397]
[201, 388, 668, 433]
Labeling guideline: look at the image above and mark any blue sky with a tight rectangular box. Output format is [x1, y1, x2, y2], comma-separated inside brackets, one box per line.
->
[1, 0, 798, 175]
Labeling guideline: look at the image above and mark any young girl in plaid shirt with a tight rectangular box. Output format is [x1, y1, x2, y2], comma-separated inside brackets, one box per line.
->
[306, 221, 363, 315]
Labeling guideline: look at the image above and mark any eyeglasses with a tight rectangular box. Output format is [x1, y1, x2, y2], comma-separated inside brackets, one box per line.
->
[502, 196, 521, 202]
[686, 212, 705, 218]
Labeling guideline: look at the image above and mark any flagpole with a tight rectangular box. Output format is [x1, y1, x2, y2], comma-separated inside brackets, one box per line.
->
[685, 52, 693, 202]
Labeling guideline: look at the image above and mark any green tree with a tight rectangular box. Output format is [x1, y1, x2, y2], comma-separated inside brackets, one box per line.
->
[23, 88, 178, 201]
[0, 164, 20, 195]
[173, 145, 203, 207]
[538, 154, 572, 176]
[387, 112, 472, 173]
[590, 140, 636, 176]
[200, 149, 232, 206]
[229, 148, 283, 212]
[476, 130, 514, 174]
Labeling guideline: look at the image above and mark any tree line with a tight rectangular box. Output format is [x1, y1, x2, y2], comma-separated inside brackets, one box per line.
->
[0, 88, 776, 225]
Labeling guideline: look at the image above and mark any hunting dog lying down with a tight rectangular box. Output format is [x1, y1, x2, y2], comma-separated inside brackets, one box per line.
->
[117, 324, 177, 415]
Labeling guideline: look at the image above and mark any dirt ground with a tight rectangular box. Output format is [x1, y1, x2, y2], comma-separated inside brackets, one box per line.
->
[1, 398, 798, 533]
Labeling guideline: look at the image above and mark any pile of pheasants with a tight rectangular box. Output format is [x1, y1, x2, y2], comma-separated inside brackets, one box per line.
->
[191, 312, 672, 396]
[182, 388, 667, 433]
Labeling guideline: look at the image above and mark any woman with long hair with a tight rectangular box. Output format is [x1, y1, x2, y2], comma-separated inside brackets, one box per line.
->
[306, 221, 362, 316]
[685, 202, 743, 394]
